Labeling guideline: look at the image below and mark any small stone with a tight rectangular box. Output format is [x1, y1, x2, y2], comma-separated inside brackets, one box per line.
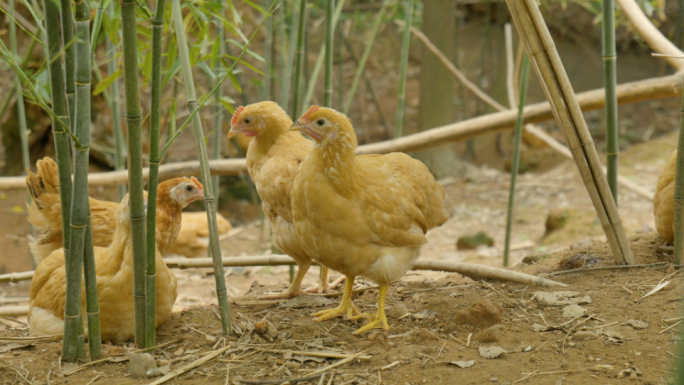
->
[179, 326, 189, 333]
[387, 304, 409, 319]
[522, 255, 541, 265]
[173, 347, 184, 356]
[572, 332, 599, 341]
[412, 310, 437, 320]
[205, 334, 217, 344]
[590, 364, 615, 373]
[562, 304, 587, 318]
[626, 319, 649, 330]
[490, 378, 498, 382]
[456, 231, 494, 250]
[570, 238, 594, 250]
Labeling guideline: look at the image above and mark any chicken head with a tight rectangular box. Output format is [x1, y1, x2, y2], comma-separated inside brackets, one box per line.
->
[167, 177, 204, 208]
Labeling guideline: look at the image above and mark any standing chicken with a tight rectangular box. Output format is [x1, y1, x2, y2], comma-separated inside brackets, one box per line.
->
[29, 193, 178, 343]
[26, 157, 204, 263]
[654, 150, 677, 243]
[290, 106, 448, 335]
[227, 101, 344, 298]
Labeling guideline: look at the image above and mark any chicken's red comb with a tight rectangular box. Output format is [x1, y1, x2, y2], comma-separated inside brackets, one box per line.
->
[191, 176, 204, 190]
[299, 105, 319, 122]
[231, 106, 245, 127]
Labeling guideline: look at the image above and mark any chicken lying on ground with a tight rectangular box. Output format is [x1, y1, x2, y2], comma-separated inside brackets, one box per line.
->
[290, 106, 448, 335]
[26, 157, 205, 264]
[29, 193, 178, 343]
[654, 150, 677, 244]
[166, 211, 232, 258]
[227, 101, 345, 298]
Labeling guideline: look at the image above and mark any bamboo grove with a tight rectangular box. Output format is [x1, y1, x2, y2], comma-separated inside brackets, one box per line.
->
[4, 0, 683, 370]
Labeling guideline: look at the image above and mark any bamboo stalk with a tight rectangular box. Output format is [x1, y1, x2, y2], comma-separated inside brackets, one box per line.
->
[323, 0, 334, 107]
[143, 0, 168, 350]
[41, 0, 72, 281]
[676, 73, 684, 385]
[503, 54, 530, 268]
[60, 0, 76, 131]
[603, 0, 619, 204]
[121, 0, 148, 347]
[342, 0, 390, 114]
[170, 0, 233, 334]
[336, 25, 343, 108]
[291, 0, 308, 121]
[301, 0, 345, 115]
[280, 2, 299, 112]
[213, 20, 225, 213]
[260, 0, 274, 101]
[82, 216, 101, 358]
[9, 0, 30, 178]
[506, 0, 634, 265]
[107, 0, 126, 201]
[394, 0, 415, 138]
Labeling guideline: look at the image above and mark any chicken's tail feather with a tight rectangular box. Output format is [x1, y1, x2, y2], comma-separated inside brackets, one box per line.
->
[26, 157, 61, 207]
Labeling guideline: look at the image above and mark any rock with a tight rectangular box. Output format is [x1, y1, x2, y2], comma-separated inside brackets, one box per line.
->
[412, 310, 437, 320]
[570, 238, 595, 250]
[562, 304, 587, 318]
[590, 364, 615, 373]
[490, 377, 499, 382]
[626, 319, 649, 330]
[545, 208, 572, 234]
[474, 324, 506, 343]
[387, 304, 409, 319]
[456, 231, 494, 250]
[254, 319, 269, 335]
[448, 360, 476, 368]
[532, 291, 591, 307]
[571, 331, 599, 341]
[478, 346, 506, 359]
[531, 323, 548, 332]
[126, 350, 160, 378]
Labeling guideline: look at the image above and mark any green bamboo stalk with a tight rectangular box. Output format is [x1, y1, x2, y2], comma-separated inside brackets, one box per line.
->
[0, 37, 38, 125]
[82, 215, 101, 358]
[107, 0, 126, 201]
[335, 25, 343, 108]
[143, 0, 168, 350]
[394, 0, 414, 138]
[678, 0, 684, 49]
[169, 79, 178, 137]
[342, 0, 390, 114]
[260, 0, 274, 101]
[170, 0, 232, 333]
[323, 0, 334, 107]
[503, 54, 530, 268]
[60, 0, 76, 131]
[280, 1, 300, 113]
[277, 2, 286, 103]
[291, 0, 308, 126]
[41, 0, 73, 266]
[301, 0, 345, 114]
[673, 73, 684, 384]
[9, 0, 30, 177]
[121, 0, 148, 348]
[62, 0, 96, 361]
[213, 21, 225, 213]
[602, 0, 619, 204]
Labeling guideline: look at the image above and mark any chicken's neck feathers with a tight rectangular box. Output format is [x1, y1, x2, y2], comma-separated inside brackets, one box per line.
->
[310, 133, 360, 193]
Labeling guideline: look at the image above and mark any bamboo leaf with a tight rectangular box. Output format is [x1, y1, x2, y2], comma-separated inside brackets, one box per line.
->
[93, 69, 122, 95]
[241, 0, 266, 14]
[227, 39, 265, 62]
[222, 54, 264, 75]
[210, 32, 221, 68]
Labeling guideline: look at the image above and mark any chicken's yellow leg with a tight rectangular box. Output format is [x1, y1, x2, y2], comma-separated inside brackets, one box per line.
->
[259, 262, 310, 300]
[304, 267, 347, 294]
[351, 285, 391, 335]
[311, 276, 360, 321]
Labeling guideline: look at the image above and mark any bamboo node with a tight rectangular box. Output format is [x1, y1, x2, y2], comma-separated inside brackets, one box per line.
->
[130, 215, 146, 222]
[602, 55, 617, 60]
[86, 310, 100, 316]
[69, 223, 87, 229]
[125, 115, 143, 122]
[64, 314, 82, 320]
[606, 151, 619, 155]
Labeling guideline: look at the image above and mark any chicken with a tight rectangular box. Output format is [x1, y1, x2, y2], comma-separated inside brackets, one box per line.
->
[165, 212, 232, 258]
[654, 150, 677, 244]
[290, 106, 448, 335]
[26, 157, 205, 264]
[227, 101, 345, 299]
[29, 193, 178, 343]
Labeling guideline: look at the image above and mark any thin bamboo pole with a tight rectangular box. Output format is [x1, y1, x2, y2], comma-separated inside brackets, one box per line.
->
[107, 1, 126, 201]
[260, 0, 274, 101]
[503, 54, 530, 268]
[291, 0, 308, 121]
[280, 2, 299, 112]
[170, 0, 232, 333]
[41, 0, 72, 271]
[673, 75, 684, 266]
[143, 0, 168, 350]
[506, 0, 634, 265]
[9, 0, 30, 178]
[213, 21, 225, 213]
[121, 0, 148, 347]
[602, 0, 619, 204]
[60, 0, 76, 131]
[394, 0, 415, 138]
[342, 0, 390, 115]
[323, 0, 334, 107]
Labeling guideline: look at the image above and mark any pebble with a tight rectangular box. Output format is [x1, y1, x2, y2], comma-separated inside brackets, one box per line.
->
[572, 331, 599, 341]
[490, 377, 499, 382]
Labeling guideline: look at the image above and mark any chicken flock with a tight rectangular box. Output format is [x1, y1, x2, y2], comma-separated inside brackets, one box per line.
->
[22, 97, 684, 341]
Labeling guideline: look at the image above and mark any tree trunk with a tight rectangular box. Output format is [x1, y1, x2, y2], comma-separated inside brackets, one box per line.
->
[415, 0, 464, 178]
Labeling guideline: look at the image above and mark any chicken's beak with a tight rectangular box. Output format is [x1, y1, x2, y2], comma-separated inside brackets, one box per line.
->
[227, 124, 239, 140]
[289, 122, 304, 132]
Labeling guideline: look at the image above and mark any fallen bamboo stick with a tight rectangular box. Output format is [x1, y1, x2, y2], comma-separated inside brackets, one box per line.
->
[507, 0, 635, 266]
[0, 255, 568, 289]
[0, 305, 30, 317]
[0, 74, 679, 191]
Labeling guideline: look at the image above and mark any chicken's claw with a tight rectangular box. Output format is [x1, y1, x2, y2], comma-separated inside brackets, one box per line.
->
[351, 314, 391, 335]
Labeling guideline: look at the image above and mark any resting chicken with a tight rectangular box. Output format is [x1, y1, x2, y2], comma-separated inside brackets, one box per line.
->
[290, 106, 447, 335]
[29, 193, 178, 343]
[26, 157, 204, 263]
[654, 150, 677, 244]
[166, 211, 232, 258]
[227, 101, 344, 298]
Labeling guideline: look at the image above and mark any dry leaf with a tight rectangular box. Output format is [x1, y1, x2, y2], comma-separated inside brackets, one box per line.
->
[448, 360, 476, 368]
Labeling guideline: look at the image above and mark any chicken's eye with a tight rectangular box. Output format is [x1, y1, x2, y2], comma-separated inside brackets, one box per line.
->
[244, 118, 251, 124]
[316, 119, 325, 126]
[186, 185, 193, 191]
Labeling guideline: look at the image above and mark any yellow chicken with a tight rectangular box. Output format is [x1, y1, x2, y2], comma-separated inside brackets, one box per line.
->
[165, 211, 232, 258]
[290, 106, 447, 334]
[227, 101, 344, 299]
[654, 150, 677, 244]
[28, 193, 178, 343]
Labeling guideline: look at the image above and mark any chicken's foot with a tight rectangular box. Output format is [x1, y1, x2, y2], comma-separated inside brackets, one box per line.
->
[304, 267, 347, 294]
[259, 263, 310, 300]
[312, 276, 360, 321]
[352, 285, 391, 335]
